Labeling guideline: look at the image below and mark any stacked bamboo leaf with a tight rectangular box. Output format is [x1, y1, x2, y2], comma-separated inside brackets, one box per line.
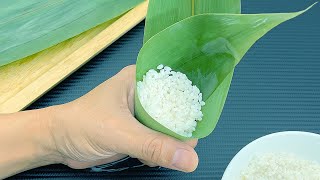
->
[135, 0, 317, 139]
[0, 0, 144, 66]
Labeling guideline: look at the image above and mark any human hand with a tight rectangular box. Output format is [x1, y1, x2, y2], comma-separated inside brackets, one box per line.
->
[46, 65, 199, 172]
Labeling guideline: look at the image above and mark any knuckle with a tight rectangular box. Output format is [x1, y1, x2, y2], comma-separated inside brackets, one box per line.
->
[142, 137, 164, 163]
[188, 139, 198, 148]
[118, 65, 136, 82]
[121, 65, 136, 74]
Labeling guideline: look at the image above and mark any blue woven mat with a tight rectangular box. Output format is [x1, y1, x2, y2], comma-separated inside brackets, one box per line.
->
[11, 0, 320, 179]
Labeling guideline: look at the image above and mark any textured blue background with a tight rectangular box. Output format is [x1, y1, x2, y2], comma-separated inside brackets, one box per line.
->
[11, 0, 320, 179]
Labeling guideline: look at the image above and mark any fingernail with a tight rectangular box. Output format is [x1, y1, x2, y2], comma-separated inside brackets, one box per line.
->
[172, 149, 192, 171]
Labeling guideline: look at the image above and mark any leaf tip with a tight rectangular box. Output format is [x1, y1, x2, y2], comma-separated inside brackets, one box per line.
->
[300, 2, 318, 14]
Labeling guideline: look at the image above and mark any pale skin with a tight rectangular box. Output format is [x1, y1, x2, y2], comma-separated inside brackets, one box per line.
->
[0, 65, 199, 179]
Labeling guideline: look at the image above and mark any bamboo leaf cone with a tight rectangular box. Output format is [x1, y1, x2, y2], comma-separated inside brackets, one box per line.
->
[135, 1, 317, 140]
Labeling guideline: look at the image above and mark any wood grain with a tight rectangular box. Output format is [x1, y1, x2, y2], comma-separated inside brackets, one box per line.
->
[0, 1, 148, 113]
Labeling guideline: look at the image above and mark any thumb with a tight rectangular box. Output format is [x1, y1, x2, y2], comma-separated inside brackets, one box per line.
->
[120, 118, 199, 172]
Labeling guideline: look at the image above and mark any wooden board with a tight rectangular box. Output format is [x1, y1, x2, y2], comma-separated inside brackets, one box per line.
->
[0, 1, 148, 114]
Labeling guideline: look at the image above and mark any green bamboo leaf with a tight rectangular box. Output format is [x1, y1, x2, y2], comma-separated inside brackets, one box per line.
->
[0, 0, 144, 67]
[136, 0, 241, 140]
[143, 0, 241, 43]
[143, 0, 192, 43]
[193, 0, 240, 138]
[135, 2, 317, 140]
[194, 0, 241, 14]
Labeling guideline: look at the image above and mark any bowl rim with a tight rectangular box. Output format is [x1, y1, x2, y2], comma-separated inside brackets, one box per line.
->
[222, 131, 320, 179]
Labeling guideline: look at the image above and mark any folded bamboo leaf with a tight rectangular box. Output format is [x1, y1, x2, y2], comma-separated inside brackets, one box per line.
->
[143, 0, 241, 43]
[136, 0, 241, 140]
[135, 2, 317, 140]
[0, 0, 144, 67]
[194, 0, 241, 14]
[192, 0, 240, 139]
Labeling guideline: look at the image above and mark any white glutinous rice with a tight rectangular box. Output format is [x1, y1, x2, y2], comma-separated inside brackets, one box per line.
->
[137, 64, 205, 137]
[241, 152, 320, 180]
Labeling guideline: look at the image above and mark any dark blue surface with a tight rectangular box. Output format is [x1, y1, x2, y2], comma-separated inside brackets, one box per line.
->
[11, 0, 320, 179]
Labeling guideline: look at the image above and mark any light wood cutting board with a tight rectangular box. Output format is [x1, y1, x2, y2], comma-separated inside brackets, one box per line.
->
[0, 1, 148, 114]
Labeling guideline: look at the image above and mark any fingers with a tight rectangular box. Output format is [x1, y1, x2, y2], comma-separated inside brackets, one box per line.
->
[139, 139, 198, 168]
[116, 65, 136, 114]
[138, 159, 158, 167]
[119, 116, 199, 172]
[184, 139, 198, 148]
[117, 65, 136, 87]
[66, 154, 128, 169]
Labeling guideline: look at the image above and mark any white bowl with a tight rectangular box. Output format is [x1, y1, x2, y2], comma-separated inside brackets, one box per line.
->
[222, 131, 320, 180]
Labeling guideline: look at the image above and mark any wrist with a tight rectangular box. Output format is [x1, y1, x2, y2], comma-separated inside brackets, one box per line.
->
[0, 107, 63, 178]
[35, 106, 64, 165]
